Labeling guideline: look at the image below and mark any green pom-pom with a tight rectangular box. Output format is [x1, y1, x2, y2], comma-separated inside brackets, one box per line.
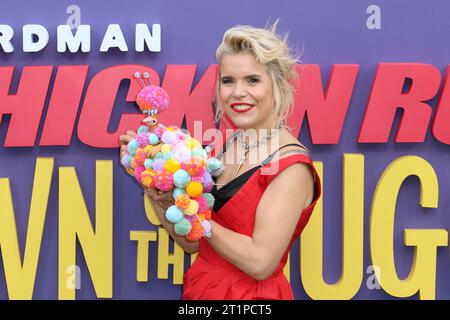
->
[137, 126, 149, 134]
[174, 218, 192, 236]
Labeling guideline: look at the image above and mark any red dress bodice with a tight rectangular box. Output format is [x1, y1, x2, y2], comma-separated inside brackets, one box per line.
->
[182, 153, 321, 300]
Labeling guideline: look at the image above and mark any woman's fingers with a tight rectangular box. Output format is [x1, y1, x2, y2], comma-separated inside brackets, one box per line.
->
[126, 130, 137, 138]
[145, 188, 174, 203]
[119, 131, 136, 146]
[159, 190, 174, 202]
[119, 131, 137, 156]
[119, 135, 131, 145]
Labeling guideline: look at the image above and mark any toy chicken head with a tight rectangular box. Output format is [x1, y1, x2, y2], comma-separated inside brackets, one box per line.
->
[134, 72, 170, 129]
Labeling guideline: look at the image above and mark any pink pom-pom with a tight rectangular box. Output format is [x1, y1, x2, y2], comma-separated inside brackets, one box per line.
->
[136, 85, 170, 113]
[133, 149, 147, 167]
[175, 132, 186, 140]
[134, 166, 145, 182]
[184, 214, 197, 222]
[183, 156, 206, 176]
[193, 196, 208, 213]
[153, 170, 174, 191]
[191, 175, 203, 183]
[153, 125, 166, 139]
[136, 132, 150, 148]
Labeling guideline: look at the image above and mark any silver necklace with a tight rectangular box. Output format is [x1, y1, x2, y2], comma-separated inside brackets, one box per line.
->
[215, 121, 286, 188]
[236, 120, 285, 161]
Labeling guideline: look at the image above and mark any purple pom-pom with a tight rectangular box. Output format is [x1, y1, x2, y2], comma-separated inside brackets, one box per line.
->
[152, 158, 166, 171]
[121, 154, 131, 168]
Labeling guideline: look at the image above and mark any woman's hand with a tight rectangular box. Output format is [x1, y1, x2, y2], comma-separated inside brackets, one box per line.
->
[119, 130, 137, 157]
[144, 187, 175, 212]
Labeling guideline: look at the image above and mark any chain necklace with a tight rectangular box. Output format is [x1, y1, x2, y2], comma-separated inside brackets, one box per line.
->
[236, 120, 285, 162]
[215, 121, 286, 188]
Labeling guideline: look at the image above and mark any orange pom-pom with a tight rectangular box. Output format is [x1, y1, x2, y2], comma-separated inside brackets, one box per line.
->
[175, 194, 190, 210]
[134, 148, 147, 167]
[186, 220, 204, 241]
[203, 209, 212, 220]
[140, 169, 155, 188]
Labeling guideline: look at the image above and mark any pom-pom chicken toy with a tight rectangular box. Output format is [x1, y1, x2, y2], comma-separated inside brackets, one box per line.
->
[120, 72, 224, 240]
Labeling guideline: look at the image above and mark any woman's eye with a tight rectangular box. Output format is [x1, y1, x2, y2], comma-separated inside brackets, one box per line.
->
[248, 78, 259, 84]
[221, 78, 233, 84]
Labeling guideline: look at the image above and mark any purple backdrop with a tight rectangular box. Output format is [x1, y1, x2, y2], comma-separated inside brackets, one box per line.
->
[0, 0, 449, 299]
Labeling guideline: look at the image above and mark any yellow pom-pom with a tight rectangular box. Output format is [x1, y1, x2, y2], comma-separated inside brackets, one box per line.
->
[185, 137, 201, 150]
[184, 200, 199, 216]
[186, 181, 203, 197]
[161, 143, 172, 153]
[140, 169, 155, 188]
[130, 159, 137, 169]
[164, 158, 181, 173]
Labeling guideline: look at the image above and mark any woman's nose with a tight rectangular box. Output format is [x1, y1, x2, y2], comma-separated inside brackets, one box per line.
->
[232, 82, 247, 98]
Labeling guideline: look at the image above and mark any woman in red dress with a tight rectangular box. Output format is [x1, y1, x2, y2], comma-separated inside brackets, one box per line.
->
[120, 21, 321, 300]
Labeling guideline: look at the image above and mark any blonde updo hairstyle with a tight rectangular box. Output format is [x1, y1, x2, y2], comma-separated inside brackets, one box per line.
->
[214, 20, 301, 128]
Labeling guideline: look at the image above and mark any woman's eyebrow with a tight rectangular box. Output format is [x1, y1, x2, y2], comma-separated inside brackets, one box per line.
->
[220, 74, 262, 79]
[245, 74, 262, 79]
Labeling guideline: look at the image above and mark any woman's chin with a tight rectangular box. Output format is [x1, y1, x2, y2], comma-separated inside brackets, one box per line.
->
[230, 120, 253, 130]
[226, 115, 253, 129]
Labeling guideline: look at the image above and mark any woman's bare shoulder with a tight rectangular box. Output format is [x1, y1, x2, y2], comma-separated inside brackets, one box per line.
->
[272, 130, 311, 161]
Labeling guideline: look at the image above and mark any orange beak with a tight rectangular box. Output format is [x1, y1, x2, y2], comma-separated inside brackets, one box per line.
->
[142, 115, 157, 126]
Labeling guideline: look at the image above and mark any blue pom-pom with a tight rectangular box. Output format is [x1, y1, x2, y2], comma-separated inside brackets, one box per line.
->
[127, 139, 138, 156]
[165, 206, 183, 223]
[148, 133, 159, 145]
[137, 126, 149, 134]
[203, 193, 215, 209]
[162, 151, 174, 161]
[173, 169, 191, 188]
[172, 187, 187, 200]
[144, 158, 154, 169]
[174, 218, 192, 236]
[191, 148, 204, 158]
[154, 152, 164, 160]
[207, 158, 224, 177]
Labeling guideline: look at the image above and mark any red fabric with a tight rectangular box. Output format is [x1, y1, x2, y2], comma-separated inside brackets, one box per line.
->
[183, 153, 322, 300]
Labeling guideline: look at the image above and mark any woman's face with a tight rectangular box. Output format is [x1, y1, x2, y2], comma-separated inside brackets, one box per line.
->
[218, 52, 277, 130]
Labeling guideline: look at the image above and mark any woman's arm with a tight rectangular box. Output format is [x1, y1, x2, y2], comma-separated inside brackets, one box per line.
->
[205, 162, 314, 280]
